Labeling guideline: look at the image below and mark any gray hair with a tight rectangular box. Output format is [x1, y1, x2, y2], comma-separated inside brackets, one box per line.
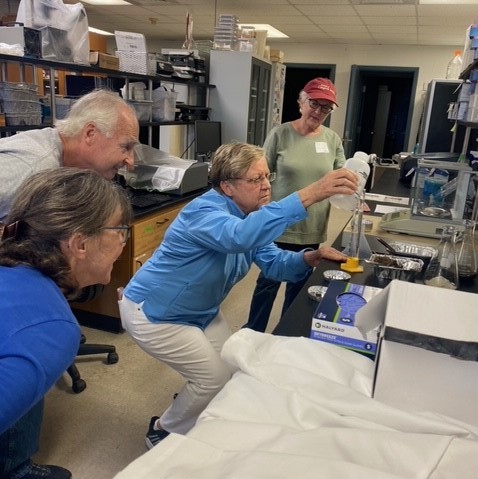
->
[210, 142, 266, 188]
[54, 89, 137, 138]
[298, 90, 308, 103]
[0, 168, 133, 297]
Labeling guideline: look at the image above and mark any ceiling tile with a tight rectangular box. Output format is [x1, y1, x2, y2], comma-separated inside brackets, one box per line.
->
[0, 0, 471, 47]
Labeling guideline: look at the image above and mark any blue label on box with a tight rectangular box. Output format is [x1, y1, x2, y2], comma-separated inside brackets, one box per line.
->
[310, 280, 381, 357]
[310, 330, 377, 355]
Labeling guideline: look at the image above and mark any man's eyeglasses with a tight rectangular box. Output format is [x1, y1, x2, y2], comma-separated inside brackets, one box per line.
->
[228, 172, 276, 186]
[101, 225, 131, 244]
[307, 99, 334, 114]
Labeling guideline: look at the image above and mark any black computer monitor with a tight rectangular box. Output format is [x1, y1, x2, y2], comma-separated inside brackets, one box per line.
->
[195, 120, 222, 161]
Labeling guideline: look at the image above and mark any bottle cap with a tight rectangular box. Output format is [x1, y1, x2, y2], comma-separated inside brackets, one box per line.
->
[353, 151, 370, 162]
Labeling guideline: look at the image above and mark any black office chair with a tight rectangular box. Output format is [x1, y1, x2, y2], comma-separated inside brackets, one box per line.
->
[66, 334, 118, 393]
[66, 284, 118, 393]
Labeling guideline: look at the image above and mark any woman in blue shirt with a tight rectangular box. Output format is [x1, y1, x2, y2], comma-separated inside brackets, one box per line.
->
[0, 168, 132, 479]
[119, 142, 357, 448]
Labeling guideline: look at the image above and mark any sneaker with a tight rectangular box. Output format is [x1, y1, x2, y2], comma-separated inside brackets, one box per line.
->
[145, 416, 169, 449]
[7, 460, 71, 479]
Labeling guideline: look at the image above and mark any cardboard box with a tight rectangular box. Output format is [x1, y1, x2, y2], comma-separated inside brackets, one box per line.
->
[89, 51, 119, 70]
[310, 280, 382, 357]
[355, 280, 478, 426]
[270, 49, 284, 62]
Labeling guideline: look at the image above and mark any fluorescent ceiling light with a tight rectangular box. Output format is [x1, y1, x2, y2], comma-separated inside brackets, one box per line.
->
[88, 27, 114, 35]
[352, 0, 414, 3]
[420, 0, 478, 3]
[238, 24, 289, 39]
[82, 0, 132, 5]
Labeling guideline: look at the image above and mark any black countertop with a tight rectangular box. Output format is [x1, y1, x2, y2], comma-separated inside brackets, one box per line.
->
[128, 186, 209, 219]
[273, 167, 478, 338]
[273, 232, 478, 339]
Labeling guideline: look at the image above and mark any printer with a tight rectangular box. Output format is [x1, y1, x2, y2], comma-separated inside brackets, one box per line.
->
[119, 145, 209, 196]
[160, 49, 207, 81]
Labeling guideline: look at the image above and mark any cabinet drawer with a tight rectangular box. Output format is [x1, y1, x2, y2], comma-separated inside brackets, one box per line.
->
[133, 250, 154, 274]
[132, 204, 182, 257]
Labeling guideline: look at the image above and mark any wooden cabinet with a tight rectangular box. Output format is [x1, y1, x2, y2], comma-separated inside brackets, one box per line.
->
[132, 203, 183, 273]
[72, 202, 184, 332]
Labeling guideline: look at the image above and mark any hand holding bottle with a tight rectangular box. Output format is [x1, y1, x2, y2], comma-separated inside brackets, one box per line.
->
[297, 168, 358, 208]
[329, 151, 371, 211]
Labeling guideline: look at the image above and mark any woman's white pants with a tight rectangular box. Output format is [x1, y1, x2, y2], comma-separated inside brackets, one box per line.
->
[119, 296, 233, 434]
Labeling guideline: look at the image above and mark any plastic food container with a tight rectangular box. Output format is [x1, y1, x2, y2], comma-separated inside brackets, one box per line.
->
[366, 254, 424, 281]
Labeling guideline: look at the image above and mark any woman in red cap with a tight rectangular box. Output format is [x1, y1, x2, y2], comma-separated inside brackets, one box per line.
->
[246, 77, 347, 333]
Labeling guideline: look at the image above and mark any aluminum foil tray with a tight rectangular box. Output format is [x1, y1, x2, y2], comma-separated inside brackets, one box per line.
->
[366, 254, 424, 281]
[387, 241, 437, 259]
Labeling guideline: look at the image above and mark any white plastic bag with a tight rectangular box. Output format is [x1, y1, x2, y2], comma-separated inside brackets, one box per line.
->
[152, 86, 178, 121]
[16, 0, 89, 64]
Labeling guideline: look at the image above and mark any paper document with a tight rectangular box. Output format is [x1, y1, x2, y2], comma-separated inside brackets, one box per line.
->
[365, 193, 409, 205]
[375, 205, 409, 214]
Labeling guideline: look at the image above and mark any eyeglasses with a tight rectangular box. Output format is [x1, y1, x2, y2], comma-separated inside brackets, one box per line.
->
[307, 99, 334, 114]
[101, 225, 131, 244]
[228, 172, 276, 186]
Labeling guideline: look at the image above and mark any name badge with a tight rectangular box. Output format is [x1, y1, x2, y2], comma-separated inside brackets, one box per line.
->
[315, 142, 330, 153]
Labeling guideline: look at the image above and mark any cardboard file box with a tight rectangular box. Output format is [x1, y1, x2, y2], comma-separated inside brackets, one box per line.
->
[310, 280, 382, 357]
[89, 51, 119, 70]
[355, 280, 478, 427]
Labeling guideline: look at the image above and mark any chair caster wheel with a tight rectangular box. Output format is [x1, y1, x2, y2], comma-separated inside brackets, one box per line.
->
[72, 379, 87, 394]
[107, 352, 119, 364]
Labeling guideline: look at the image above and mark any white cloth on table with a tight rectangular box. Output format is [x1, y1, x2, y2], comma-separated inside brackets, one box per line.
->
[114, 329, 478, 479]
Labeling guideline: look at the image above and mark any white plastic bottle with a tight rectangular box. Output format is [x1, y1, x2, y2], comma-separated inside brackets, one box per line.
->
[445, 50, 463, 80]
[329, 151, 370, 211]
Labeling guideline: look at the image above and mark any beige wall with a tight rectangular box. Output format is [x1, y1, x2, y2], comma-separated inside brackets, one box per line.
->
[267, 42, 462, 152]
[134, 38, 463, 153]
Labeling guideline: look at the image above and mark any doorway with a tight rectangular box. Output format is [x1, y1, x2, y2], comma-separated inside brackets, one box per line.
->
[282, 64, 335, 126]
[343, 66, 419, 158]
[282, 64, 418, 159]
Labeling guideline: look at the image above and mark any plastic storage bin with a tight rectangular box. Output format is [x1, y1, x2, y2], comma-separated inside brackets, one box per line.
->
[1, 99, 42, 114]
[5, 112, 42, 126]
[55, 97, 76, 119]
[128, 100, 152, 121]
[0, 82, 38, 101]
[152, 88, 177, 121]
[116, 51, 156, 75]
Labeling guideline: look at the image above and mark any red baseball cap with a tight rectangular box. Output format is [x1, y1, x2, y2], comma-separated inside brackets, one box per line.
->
[303, 78, 338, 107]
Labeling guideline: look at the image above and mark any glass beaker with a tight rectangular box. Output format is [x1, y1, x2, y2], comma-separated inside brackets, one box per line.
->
[457, 219, 477, 279]
[423, 225, 459, 290]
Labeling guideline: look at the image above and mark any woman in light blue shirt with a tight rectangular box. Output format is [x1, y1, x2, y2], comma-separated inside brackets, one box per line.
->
[119, 142, 357, 448]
